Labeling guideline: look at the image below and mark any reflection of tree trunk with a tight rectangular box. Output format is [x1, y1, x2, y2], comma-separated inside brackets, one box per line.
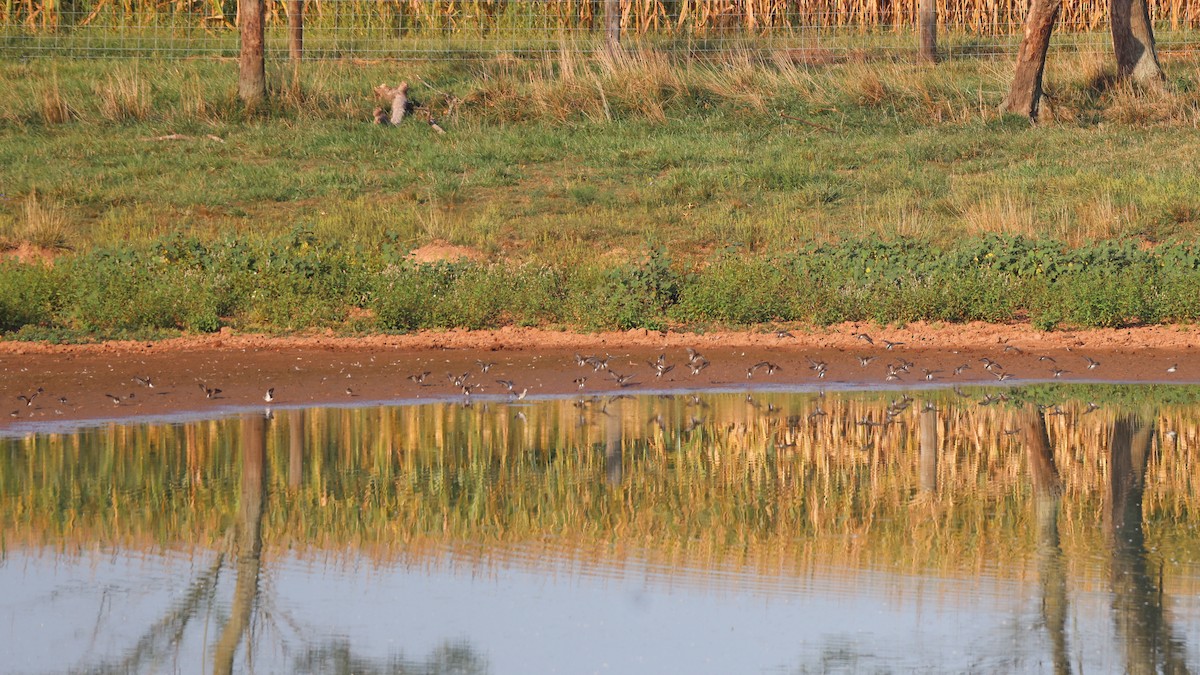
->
[605, 404, 623, 486]
[213, 414, 268, 675]
[919, 406, 937, 492]
[289, 410, 305, 489]
[1021, 409, 1070, 675]
[1106, 414, 1189, 675]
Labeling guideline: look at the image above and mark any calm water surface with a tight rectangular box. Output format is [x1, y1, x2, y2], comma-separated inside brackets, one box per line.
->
[3, 385, 1200, 673]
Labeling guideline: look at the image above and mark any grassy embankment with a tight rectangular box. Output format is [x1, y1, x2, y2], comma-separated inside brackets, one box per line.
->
[2, 48, 1200, 340]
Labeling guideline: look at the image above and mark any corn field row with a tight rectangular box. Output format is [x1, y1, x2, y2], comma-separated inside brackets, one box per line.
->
[4, 0, 1200, 58]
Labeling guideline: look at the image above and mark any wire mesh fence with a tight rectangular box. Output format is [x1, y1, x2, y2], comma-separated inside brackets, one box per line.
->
[2, 0, 1199, 60]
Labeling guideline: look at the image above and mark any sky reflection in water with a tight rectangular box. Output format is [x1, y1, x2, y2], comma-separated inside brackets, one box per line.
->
[2, 385, 1199, 673]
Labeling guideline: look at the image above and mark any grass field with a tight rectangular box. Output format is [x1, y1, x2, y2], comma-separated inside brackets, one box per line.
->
[1, 48, 1199, 338]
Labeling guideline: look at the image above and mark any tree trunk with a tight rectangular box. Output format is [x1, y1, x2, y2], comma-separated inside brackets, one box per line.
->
[918, 0, 938, 63]
[1000, 0, 1062, 120]
[604, 0, 621, 52]
[1112, 0, 1164, 83]
[288, 0, 303, 62]
[238, 0, 266, 105]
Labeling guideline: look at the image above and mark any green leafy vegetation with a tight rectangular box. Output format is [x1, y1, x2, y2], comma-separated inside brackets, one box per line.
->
[2, 232, 1200, 338]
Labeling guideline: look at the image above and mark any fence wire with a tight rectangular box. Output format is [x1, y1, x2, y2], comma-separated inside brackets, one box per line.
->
[2, 1, 1199, 59]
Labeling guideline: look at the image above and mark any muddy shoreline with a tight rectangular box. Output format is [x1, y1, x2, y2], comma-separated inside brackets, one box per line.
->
[3, 322, 1198, 431]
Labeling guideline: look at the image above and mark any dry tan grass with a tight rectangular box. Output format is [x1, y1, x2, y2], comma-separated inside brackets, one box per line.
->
[961, 192, 1039, 238]
[17, 191, 73, 250]
[12, 0, 1200, 36]
[38, 70, 75, 124]
[1051, 193, 1140, 246]
[95, 66, 152, 122]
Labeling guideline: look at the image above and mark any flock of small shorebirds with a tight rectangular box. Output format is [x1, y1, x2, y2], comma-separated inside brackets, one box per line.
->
[7, 330, 1178, 424]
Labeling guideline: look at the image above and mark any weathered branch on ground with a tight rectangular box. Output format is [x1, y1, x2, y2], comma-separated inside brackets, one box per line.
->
[140, 134, 226, 143]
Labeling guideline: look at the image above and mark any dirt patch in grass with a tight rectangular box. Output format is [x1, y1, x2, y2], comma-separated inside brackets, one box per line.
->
[407, 241, 487, 263]
[2, 242, 61, 266]
[3, 322, 1200, 431]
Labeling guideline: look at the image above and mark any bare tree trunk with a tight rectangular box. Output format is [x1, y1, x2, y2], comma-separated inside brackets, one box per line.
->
[918, 0, 938, 63]
[288, 0, 303, 62]
[604, 0, 621, 52]
[1000, 0, 1062, 120]
[1112, 0, 1164, 84]
[238, 0, 266, 105]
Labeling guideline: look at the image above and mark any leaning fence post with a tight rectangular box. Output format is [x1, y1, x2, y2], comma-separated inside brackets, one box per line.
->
[288, 0, 303, 61]
[919, 0, 938, 63]
[605, 0, 621, 51]
[238, 0, 266, 105]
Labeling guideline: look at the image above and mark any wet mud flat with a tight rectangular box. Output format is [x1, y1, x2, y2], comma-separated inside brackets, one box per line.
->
[3, 323, 1200, 430]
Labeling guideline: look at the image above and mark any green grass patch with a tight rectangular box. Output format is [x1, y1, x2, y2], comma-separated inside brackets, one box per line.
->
[2, 51, 1200, 338]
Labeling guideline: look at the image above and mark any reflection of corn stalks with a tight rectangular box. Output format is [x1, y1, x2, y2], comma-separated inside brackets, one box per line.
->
[6, 0, 1200, 33]
[4, 391, 1200, 586]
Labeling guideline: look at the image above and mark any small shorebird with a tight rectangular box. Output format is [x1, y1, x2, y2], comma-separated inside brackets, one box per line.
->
[264, 388, 275, 403]
[1167, 363, 1179, 373]
[857, 355, 876, 367]
[922, 369, 942, 381]
[688, 357, 710, 375]
[199, 383, 222, 399]
[1084, 356, 1100, 370]
[476, 360, 495, 373]
[953, 363, 970, 376]
[408, 371, 431, 385]
[855, 333, 874, 345]
[609, 372, 636, 387]
[132, 376, 154, 388]
[496, 379, 516, 393]
[1052, 368, 1069, 378]
[883, 340, 904, 350]
[685, 347, 703, 365]
[1003, 345, 1023, 355]
[1083, 402, 1101, 414]
[573, 377, 587, 389]
[754, 361, 782, 375]
[775, 330, 795, 339]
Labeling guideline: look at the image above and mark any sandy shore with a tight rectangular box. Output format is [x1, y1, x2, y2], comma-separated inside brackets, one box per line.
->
[2, 322, 1198, 430]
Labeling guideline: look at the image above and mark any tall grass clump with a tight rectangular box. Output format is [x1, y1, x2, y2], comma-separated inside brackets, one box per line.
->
[14, 192, 74, 250]
[95, 65, 153, 122]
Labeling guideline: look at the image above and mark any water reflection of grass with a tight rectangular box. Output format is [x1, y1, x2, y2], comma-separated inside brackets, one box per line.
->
[1, 389, 1198, 590]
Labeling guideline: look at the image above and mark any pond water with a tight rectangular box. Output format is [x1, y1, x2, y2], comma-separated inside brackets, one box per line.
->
[3, 385, 1199, 674]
